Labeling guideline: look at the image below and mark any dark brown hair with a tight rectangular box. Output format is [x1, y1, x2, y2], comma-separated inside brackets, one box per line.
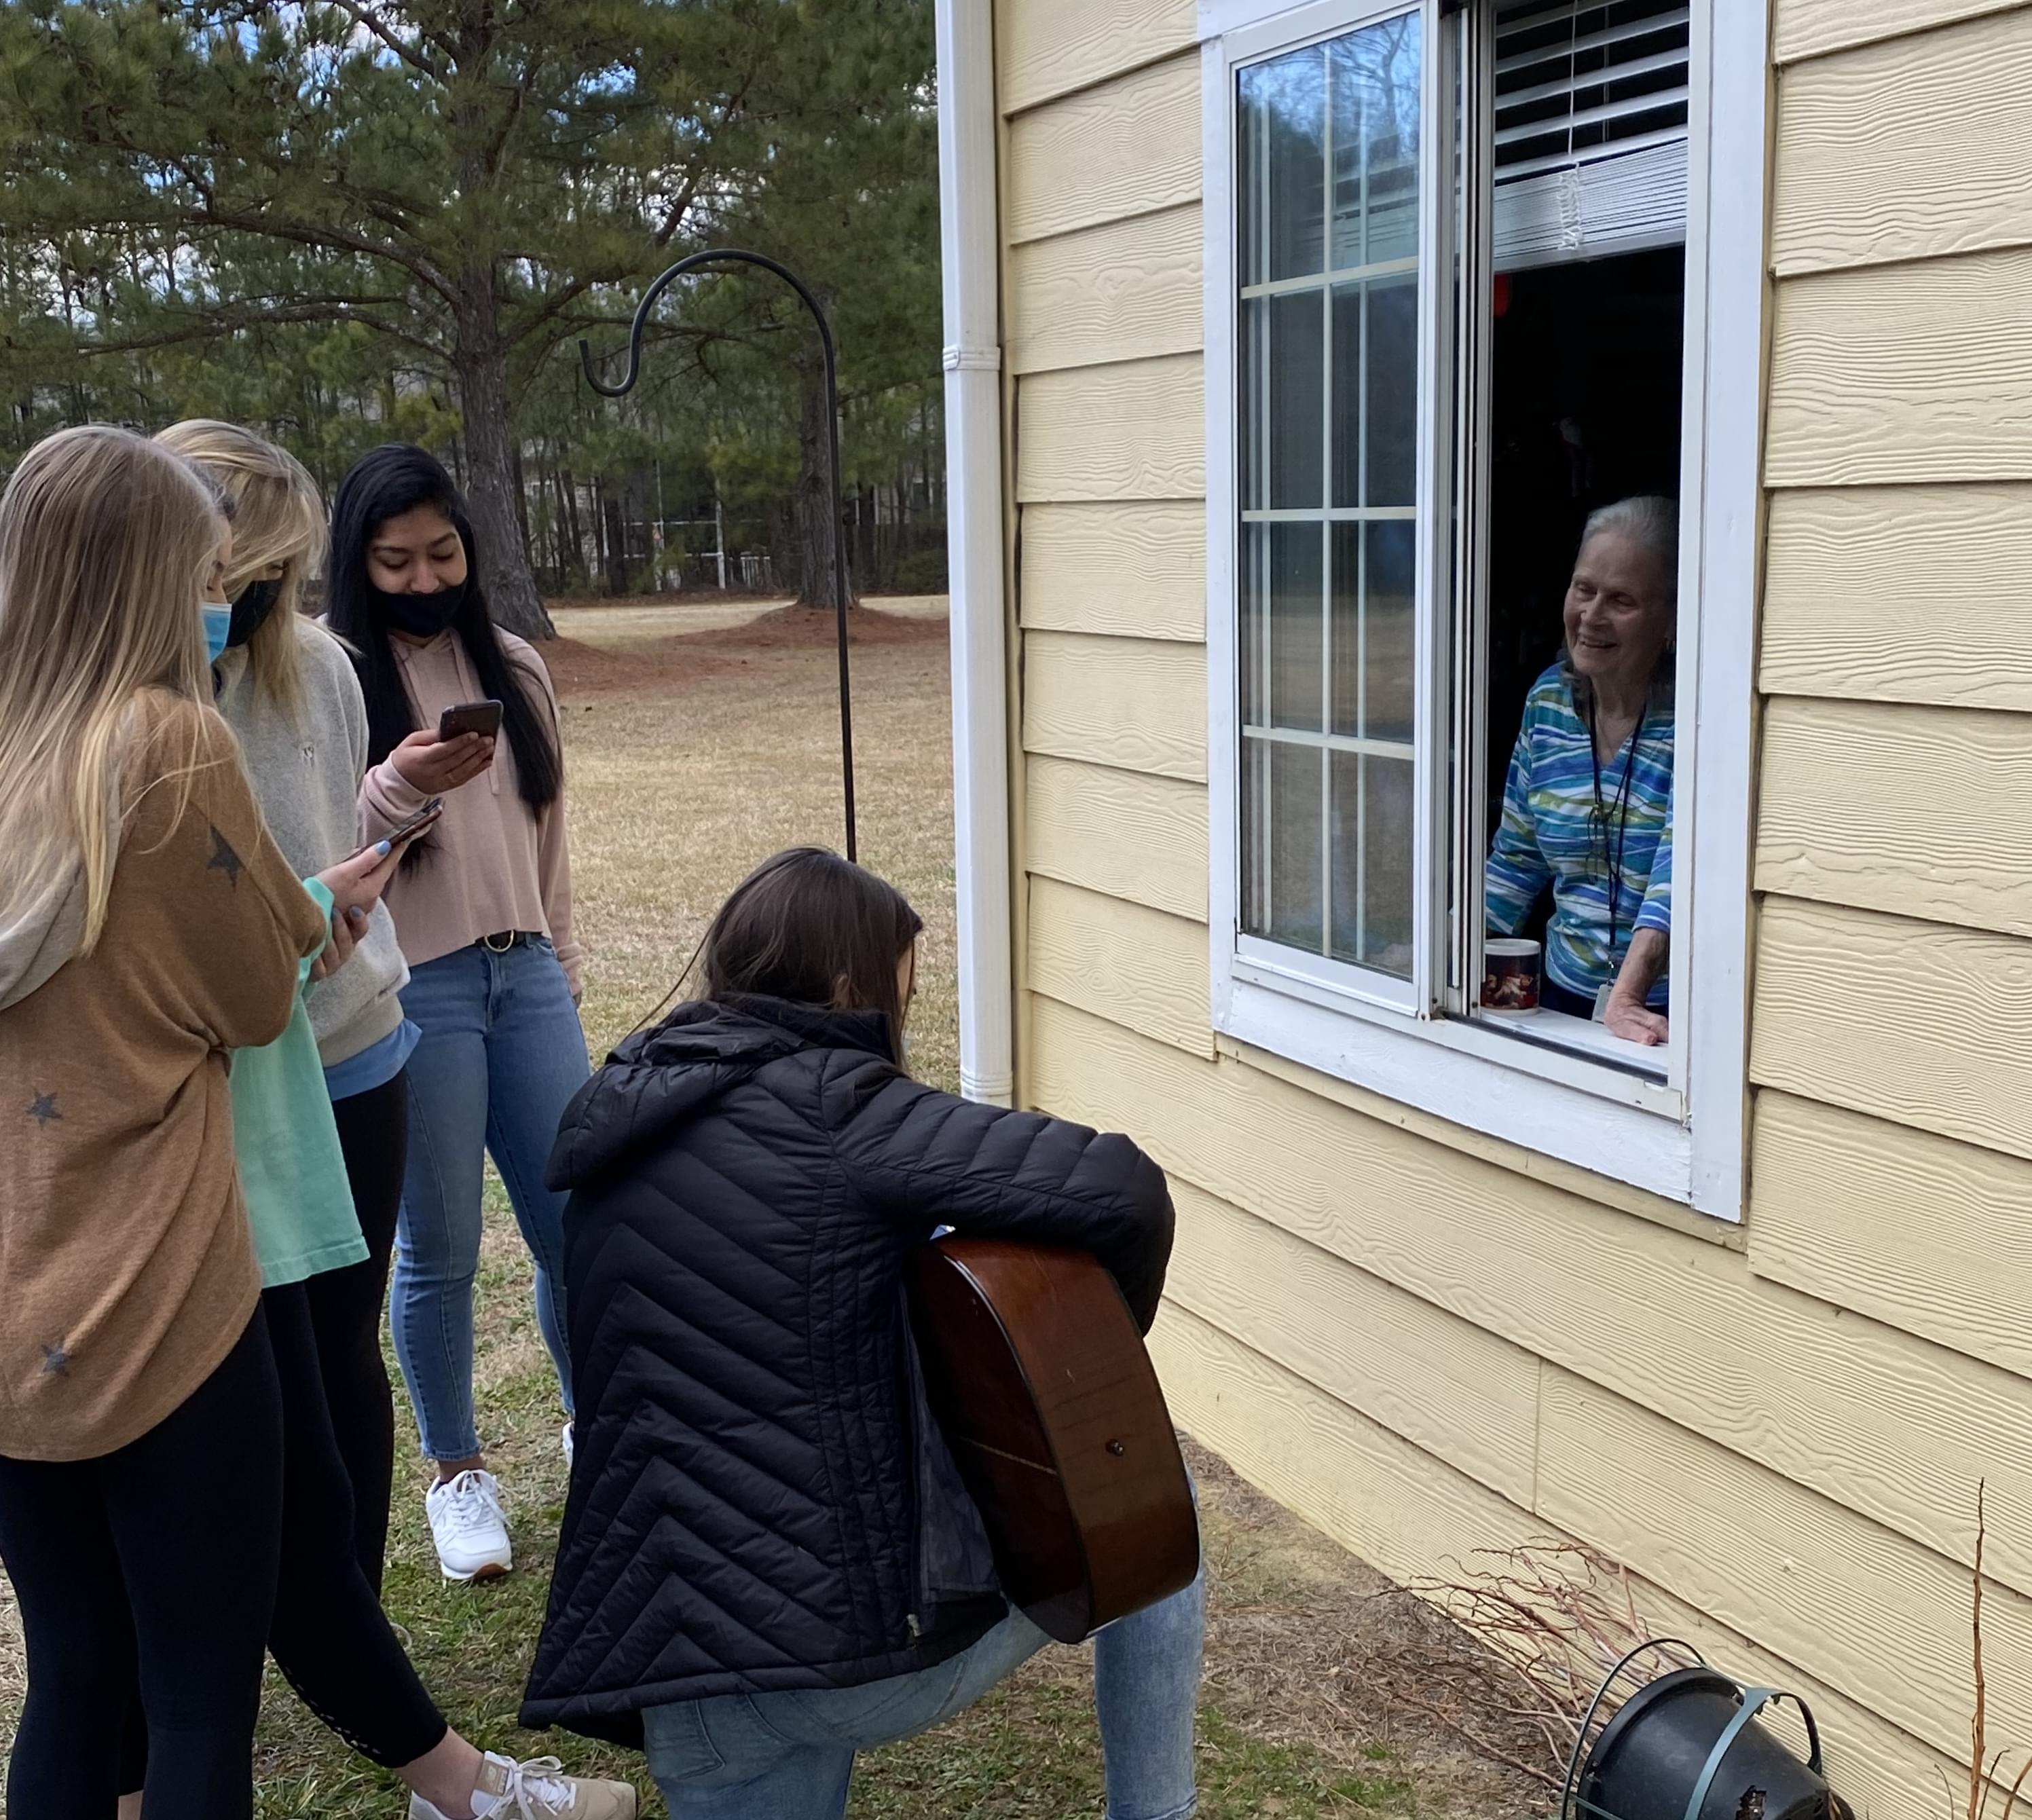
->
[700, 848, 923, 1060]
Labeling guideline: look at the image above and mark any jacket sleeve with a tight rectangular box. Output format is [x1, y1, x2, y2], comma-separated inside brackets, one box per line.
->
[134, 702, 331, 1050]
[831, 1062, 1175, 1331]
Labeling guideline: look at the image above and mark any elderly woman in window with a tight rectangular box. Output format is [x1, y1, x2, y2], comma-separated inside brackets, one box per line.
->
[1486, 496, 1676, 1046]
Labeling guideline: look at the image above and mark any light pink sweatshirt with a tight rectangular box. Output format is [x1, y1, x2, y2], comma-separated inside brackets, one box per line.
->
[358, 629, 583, 997]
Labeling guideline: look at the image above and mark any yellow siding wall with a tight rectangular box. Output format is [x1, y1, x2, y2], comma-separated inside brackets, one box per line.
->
[994, 1, 2032, 1811]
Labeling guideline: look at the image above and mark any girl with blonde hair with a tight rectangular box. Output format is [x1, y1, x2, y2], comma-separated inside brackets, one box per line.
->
[156, 417, 414, 1582]
[117, 420, 638, 1820]
[0, 423, 331, 1818]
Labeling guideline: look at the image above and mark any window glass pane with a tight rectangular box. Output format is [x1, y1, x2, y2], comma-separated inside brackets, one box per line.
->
[1257, 737, 1324, 951]
[1329, 520, 1415, 741]
[1364, 519, 1416, 741]
[1337, 19, 1421, 267]
[1239, 49, 1325, 284]
[1365, 276, 1419, 506]
[1240, 7, 1422, 971]
[1329, 285, 1363, 508]
[1329, 751, 1414, 978]
[1244, 521, 1323, 729]
[1268, 292, 1324, 508]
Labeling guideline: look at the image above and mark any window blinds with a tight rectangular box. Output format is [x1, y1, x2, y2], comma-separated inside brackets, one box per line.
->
[1490, 0, 1690, 268]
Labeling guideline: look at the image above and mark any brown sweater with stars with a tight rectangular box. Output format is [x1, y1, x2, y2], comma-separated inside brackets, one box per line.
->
[0, 697, 329, 1462]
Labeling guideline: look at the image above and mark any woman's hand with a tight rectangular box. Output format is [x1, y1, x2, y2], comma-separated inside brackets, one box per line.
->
[390, 728, 494, 795]
[308, 836, 407, 979]
[1604, 996, 1669, 1045]
[310, 904, 370, 982]
[1603, 927, 1669, 1046]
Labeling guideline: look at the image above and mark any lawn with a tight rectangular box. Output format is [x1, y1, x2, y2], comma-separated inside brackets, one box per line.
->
[0, 597, 1540, 1819]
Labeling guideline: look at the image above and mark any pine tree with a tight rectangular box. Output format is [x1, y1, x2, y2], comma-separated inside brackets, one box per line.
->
[0, 0, 838, 635]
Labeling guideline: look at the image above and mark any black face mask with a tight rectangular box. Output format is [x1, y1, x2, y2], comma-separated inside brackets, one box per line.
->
[371, 576, 468, 639]
[225, 578, 284, 651]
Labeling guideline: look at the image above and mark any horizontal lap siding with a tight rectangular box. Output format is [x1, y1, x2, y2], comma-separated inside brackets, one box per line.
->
[1031, 997, 2032, 1601]
[1772, 9, 2032, 272]
[1758, 0, 2032, 1390]
[1020, 501, 1206, 642]
[1008, 204, 1202, 375]
[1762, 485, 2032, 709]
[988, 2, 2032, 1806]
[1152, 1307, 1986, 1820]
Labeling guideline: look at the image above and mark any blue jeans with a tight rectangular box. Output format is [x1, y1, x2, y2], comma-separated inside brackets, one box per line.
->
[391, 939, 587, 1462]
[642, 1572, 1205, 1820]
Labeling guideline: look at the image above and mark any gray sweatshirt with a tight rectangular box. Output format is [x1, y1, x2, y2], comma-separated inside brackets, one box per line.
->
[213, 619, 408, 1070]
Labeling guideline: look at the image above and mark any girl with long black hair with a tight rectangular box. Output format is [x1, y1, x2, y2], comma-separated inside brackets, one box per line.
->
[329, 444, 586, 1585]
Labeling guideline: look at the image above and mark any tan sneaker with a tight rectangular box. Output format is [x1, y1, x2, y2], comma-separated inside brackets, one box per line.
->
[409, 1751, 638, 1819]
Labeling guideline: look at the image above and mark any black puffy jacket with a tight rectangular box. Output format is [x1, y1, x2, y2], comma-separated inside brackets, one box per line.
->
[519, 995, 1174, 1743]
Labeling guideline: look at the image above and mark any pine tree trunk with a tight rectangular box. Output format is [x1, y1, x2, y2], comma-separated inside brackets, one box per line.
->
[796, 361, 851, 612]
[451, 280, 553, 639]
[602, 490, 629, 597]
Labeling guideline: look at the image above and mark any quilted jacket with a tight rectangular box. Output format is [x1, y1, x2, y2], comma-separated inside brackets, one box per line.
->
[519, 995, 1175, 1743]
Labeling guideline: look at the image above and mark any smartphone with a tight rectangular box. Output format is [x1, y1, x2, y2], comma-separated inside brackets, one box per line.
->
[437, 699, 503, 741]
[377, 798, 444, 850]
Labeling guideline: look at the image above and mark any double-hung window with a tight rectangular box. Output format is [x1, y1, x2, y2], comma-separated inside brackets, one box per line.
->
[1202, 0, 1764, 1217]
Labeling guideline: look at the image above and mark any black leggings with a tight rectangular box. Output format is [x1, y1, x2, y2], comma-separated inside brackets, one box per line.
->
[307, 1066, 409, 1592]
[117, 1282, 449, 1794]
[0, 1311, 283, 1820]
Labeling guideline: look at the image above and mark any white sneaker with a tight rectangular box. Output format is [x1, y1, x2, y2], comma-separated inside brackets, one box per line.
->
[426, 1469, 512, 1582]
[409, 1752, 637, 1819]
[561, 1419, 575, 1469]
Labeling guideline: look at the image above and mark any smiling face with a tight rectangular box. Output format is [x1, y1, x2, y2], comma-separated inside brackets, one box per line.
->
[1562, 528, 1675, 696]
[366, 504, 469, 595]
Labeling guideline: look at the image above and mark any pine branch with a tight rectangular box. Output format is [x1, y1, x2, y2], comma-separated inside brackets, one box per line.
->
[318, 0, 449, 84]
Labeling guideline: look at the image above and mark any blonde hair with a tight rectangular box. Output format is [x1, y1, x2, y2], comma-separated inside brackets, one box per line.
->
[155, 420, 328, 716]
[0, 425, 225, 952]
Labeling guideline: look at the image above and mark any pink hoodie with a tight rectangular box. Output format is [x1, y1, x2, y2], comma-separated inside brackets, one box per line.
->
[357, 629, 582, 997]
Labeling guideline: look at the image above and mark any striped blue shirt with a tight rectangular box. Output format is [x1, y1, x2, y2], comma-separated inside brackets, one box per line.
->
[1485, 664, 1673, 1005]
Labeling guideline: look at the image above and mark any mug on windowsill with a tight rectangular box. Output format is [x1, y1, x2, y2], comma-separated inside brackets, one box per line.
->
[1481, 938, 1542, 1016]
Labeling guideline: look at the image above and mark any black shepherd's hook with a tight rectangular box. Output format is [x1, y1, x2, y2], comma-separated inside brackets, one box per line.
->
[579, 248, 856, 863]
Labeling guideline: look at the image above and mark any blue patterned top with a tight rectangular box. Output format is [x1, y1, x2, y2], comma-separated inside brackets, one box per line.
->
[1485, 663, 1673, 1005]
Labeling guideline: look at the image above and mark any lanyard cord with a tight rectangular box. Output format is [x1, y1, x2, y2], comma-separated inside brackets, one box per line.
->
[1587, 692, 1644, 954]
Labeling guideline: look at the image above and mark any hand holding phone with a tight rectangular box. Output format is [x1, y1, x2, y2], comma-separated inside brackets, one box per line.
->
[437, 699, 503, 741]
[390, 716, 496, 795]
[312, 813, 434, 979]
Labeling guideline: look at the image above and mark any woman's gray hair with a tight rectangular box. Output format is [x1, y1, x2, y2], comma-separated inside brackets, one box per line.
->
[1579, 495, 1678, 603]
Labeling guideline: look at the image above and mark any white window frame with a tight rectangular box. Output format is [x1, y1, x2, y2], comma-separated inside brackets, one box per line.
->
[1201, 0, 1762, 1218]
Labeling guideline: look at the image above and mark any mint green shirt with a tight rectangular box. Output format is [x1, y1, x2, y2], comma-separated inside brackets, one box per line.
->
[233, 879, 367, 1288]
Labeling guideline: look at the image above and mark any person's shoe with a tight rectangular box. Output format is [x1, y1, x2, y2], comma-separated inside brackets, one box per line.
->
[561, 1419, 575, 1469]
[408, 1753, 638, 1819]
[425, 1469, 512, 1582]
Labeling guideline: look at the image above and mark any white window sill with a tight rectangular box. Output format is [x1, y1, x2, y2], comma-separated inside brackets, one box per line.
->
[1476, 1005, 1670, 1079]
[1219, 964, 1708, 1210]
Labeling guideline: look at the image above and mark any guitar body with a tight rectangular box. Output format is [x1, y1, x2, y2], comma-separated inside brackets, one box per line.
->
[907, 1238, 1200, 1645]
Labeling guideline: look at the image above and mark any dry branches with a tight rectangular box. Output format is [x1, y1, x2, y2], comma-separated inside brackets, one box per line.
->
[1363, 1540, 1694, 1791]
[1959, 1483, 2032, 1820]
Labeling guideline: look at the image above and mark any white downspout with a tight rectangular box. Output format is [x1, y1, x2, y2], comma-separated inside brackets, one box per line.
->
[936, 0, 1014, 1107]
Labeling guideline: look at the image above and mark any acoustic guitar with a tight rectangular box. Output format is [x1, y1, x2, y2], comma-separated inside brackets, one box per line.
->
[907, 1238, 1200, 1645]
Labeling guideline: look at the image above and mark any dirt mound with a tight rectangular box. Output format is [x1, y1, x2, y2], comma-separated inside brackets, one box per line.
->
[542, 604, 944, 703]
[677, 603, 946, 652]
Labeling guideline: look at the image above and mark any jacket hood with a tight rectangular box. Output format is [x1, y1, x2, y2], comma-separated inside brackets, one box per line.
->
[545, 995, 898, 1191]
[0, 867, 87, 1013]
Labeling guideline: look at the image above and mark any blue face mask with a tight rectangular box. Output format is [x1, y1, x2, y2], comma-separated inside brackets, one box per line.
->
[202, 603, 232, 663]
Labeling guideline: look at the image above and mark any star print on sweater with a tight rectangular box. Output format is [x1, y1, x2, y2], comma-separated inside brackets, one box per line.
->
[27, 1092, 60, 1127]
[206, 825, 244, 886]
[40, 1344, 71, 1376]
